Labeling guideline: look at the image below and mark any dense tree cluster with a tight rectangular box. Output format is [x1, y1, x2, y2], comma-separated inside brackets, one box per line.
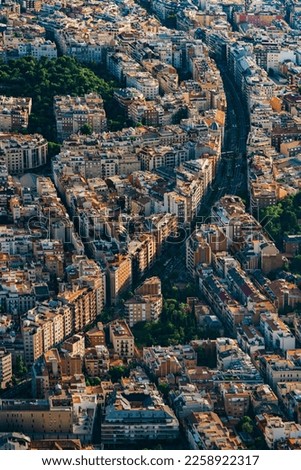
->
[261, 191, 301, 249]
[15, 356, 28, 378]
[132, 298, 200, 347]
[0, 56, 118, 141]
[260, 191, 301, 274]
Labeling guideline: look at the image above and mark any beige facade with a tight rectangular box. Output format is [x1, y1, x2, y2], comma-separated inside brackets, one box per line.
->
[186, 233, 212, 277]
[186, 412, 244, 450]
[143, 347, 182, 377]
[220, 383, 251, 421]
[85, 323, 106, 347]
[22, 304, 74, 365]
[107, 255, 132, 305]
[0, 348, 12, 389]
[0, 96, 32, 132]
[0, 134, 47, 174]
[54, 93, 107, 141]
[109, 320, 135, 358]
[59, 287, 98, 333]
[84, 346, 110, 377]
[61, 334, 85, 357]
[125, 294, 162, 327]
[0, 399, 73, 437]
[128, 233, 157, 278]
[146, 213, 178, 255]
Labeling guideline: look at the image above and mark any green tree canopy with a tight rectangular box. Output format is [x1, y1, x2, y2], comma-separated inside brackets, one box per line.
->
[80, 123, 93, 135]
[108, 365, 130, 383]
[0, 56, 118, 141]
[15, 356, 27, 378]
[261, 191, 301, 257]
[132, 297, 203, 347]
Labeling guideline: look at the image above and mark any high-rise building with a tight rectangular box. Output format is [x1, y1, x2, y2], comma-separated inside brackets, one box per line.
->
[107, 254, 132, 305]
[0, 348, 12, 389]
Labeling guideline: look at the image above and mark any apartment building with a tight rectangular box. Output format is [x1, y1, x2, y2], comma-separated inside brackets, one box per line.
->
[284, 235, 301, 256]
[72, 258, 106, 316]
[0, 398, 73, 438]
[170, 384, 213, 420]
[33, 309, 68, 355]
[84, 345, 110, 377]
[260, 313, 296, 352]
[269, 279, 301, 311]
[259, 414, 301, 449]
[0, 394, 97, 442]
[164, 191, 190, 223]
[146, 213, 178, 255]
[128, 233, 156, 279]
[139, 145, 189, 171]
[128, 99, 164, 127]
[0, 96, 32, 132]
[186, 411, 244, 450]
[109, 320, 135, 358]
[107, 254, 132, 305]
[22, 323, 47, 366]
[186, 224, 227, 274]
[32, 347, 83, 398]
[114, 88, 144, 111]
[0, 134, 48, 174]
[128, 285, 162, 322]
[107, 52, 139, 83]
[125, 72, 159, 100]
[143, 346, 182, 377]
[124, 293, 162, 327]
[186, 233, 212, 277]
[237, 325, 265, 356]
[58, 287, 97, 334]
[215, 338, 262, 384]
[22, 286, 98, 365]
[18, 39, 57, 59]
[276, 382, 301, 422]
[219, 383, 251, 421]
[251, 384, 279, 415]
[0, 348, 12, 389]
[85, 322, 106, 347]
[102, 374, 179, 445]
[61, 334, 85, 358]
[54, 94, 107, 141]
[261, 354, 301, 388]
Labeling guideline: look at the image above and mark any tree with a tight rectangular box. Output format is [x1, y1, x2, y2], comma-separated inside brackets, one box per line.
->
[261, 191, 301, 255]
[0, 56, 119, 141]
[281, 210, 298, 232]
[80, 123, 93, 135]
[15, 356, 27, 378]
[239, 416, 254, 435]
[48, 141, 61, 159]
[242, 421, 254, 435]
[291, 255, 301, 274]
[109, 365, 128, 383]
[133, 296, 198, 347]
[293, 191, 301, 209]
[87, 377, 101, 386]
[158, 382, 170, 398]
